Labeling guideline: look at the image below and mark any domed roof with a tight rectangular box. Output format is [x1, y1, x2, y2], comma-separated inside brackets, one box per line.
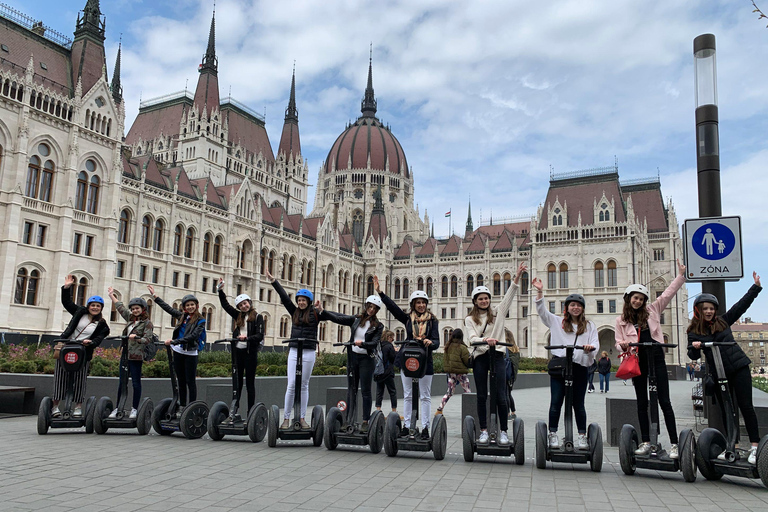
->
[323, 58, 409, 178]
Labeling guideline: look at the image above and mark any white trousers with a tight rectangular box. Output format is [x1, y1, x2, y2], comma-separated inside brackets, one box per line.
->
[401, 372, 433, 428]
[284, 348, 316, 419]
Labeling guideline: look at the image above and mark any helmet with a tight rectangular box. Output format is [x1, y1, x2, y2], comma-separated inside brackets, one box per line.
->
[564, 293, 585, 308]
[296, 289, 314, 301]
[624, 284, 649, 302]
[365, 295, 383, 309]
[235, 294, 251, 307]
[409, 290, 429, 304]
[471, 286, 492, 301]
[181, 294, 199, 306]
[128, 297, 147, 310]
[694, 293, 719, 309]
[86, 295, 104, 306]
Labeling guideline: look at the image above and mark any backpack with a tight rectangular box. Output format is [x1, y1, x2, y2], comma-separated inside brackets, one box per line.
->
[143, 333, 159, 362]
[197, 320, 207, 352]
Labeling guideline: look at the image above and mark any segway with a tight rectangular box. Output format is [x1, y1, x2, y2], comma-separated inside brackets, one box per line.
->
[267, 338, 324, 447]
[383, 339, 447, 460]
[535, 344, 603, 471]
[37, 339, 96, 434]
[692, 341, 768, 487]
[207, 338, 268, 442]
[618, 342, 696, 482]
[463, 340, 524, 464]
[324, 341, 385, 453]
[93, 336, 153, 435]
[150, 340, 209, 439]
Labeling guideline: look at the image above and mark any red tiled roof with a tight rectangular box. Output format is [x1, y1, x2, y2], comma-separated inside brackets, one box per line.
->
[440, 235, 463, 255]
[366, 211, 388, 247]
[417, 238, 437, 256]
[285, 213, 303, 234]
[465, 232, 487, 253]
[492, 230, 515, 252]
[144, 158, 171, 190]
[176, 168, 199, 200]
[193, 70, 220, 118]
[70, 37, 106, 98]
[394, 239, 413, 258]
[622, 184, 668, 231]
[476, 221, 530, 238]
[339, 233, 361, 256]
[126, 102, 186, 145]
[538, 176, 626, 229]
[324, 116, 408, 177]
[732, 323, 768, 332]
[268, 206, 284, 227]
[190, 177, 226, 208]
[223, 107, 275, 162]
[261, 199, 278, 226]
[301, 217, 323, 240]
[278, 120, 300, 158]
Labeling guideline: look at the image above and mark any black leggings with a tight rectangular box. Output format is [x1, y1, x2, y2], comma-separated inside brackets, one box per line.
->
[348, 352, 375, 421]
[233, 346, 258, 412]
[549, 363, 588, 433]
[173, 352, 198, 406]
[474, 351, 509, 431]
[116, 360, 143, 409]
[721, 365, 761, 444]
[375, 374, 397, 410]
[632, 346, 678, 444]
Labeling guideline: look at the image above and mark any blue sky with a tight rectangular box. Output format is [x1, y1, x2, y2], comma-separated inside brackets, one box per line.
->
[14, 0, 768, 319]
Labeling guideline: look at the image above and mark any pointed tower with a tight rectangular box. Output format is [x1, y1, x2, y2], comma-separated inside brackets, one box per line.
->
[465, 198, 474, 239]
[70, 0, 107, 95]
[360, 47, 377, 117]
[110, 42, 122, 104]
[277, 66, 301, 159]
[366, 185, 388, 248]
[193, 11, 220, 118]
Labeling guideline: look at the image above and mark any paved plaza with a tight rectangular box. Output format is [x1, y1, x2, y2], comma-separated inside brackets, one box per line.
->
[1, 380, 766, 512]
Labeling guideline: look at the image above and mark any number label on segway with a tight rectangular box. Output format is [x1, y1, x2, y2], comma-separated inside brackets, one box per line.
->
[337, 400, 347, 411]
[64, 351, 79, 364]
[648, 384, 657, 392]
[564, 379, 573, 387]
[405, 358, 420, 372]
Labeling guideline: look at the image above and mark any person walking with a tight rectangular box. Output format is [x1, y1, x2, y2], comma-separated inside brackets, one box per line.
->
[436, 328, 471, 414]
[375, 329, 398, 416]
[597, 351, 611, 393]
[505, 329, 520, 419]
[587, 359, 597, 393]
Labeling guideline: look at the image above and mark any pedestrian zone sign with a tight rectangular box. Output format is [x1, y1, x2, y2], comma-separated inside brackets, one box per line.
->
[683, 216, 743, 281]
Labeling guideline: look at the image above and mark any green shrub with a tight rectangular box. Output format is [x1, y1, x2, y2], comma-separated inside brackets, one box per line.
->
[10, 360, 36, 373]
[754, 377, 768, 393]
[0, 360, 12, 372]
[200, 351, 232, 364]
[259, 352, 288, 366]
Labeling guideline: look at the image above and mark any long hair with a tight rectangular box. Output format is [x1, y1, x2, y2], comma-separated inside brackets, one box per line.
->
[185, 309, 203, 329]
[504, 328, 519, 353]
[381, 329, 394, 343]
[131, 310, 149, 321]
[89, 312, 104, 322]
[621, 297, 649, 330]
[468, 304, 494, 326]
[235, 308, 258, 330]
[446, 328, 464, 348]
[357, 309, 379, 328]
[562, 308, 588, 335]
[687, 305, 729, 335]
[292, 304, 313, 325]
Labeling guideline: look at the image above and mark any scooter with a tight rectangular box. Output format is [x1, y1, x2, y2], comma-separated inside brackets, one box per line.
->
[463, 340, 524, 464]
[207, 338, 269, 442]
[151, 340, 209, 439]
[692, 341, 768, 487]
[267, 338, 324, 447]
[618, 342, 697, 482]
[93, 336, 153, 435]
[535, 344, 603, 471]
[324, 341, 385, 453]
[383, 339, 447, 460]
[37, 339, 96, 434]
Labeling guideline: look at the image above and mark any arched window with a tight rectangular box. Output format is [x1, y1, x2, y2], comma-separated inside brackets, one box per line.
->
[426, 277, 433, 298]
[213, 236, 222, 264]
[268, 251, 275, 275]
[75, 171, 88, 211]
[503, 272, 512, 293]
[140, 215, 151, 248]
[451, 276, 458, 297]
[86, 174, 100, 214]
[403, 278, 410, 299]
[260, 249, 267, 275]
[344, 272, 349, 294]
[153, 220, 164, 251]
[599, 211, 604, 222]
[25, 144, 54, 201]
[476, 274, 484, 287]
[441, 276, 448, 297]
[418, 277, 424, 291]
[74, 277, 88, 306]
[466, 275, 474, 296]
[306, 261, 313, 287]
[443, 328, 454, 344]
[493, 273, 501, 296]
[280, 316, 290, 337]
[14, 268, 40, 305]
[288, 256, 295, 281]
[118, 209, 130, 244]
[605, 211, 610, 221]
[594, 261, 605, 288]
[184, 227, 194, 258]
[281, 254, 288, 279]
[607, 260, 618, 287]
[366, 276, 374, 296]
[352, 209, 364, 247]
[203, 233, 211, 262]
[559, 263, 569, 289]
[521, 272, 529, 295]
[547, 264, 557, 289]
[173, 225, 183, 256]
[394, 278, 401, 299]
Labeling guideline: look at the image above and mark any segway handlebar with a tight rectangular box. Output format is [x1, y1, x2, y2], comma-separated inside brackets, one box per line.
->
[544, 345, 587, 350]
[627, 342, 678, 348]
[281, 338, 317, 344]
[333, 342, 353, 347]
[470, 340, 513, 347]
[103, 335, 130, 341]
[394, 339, 424, 346]
[687, 341, 737, 348]
[50, 338, 87, 345]
[213, 338, 241, 344]
[153, 339, 182, 346]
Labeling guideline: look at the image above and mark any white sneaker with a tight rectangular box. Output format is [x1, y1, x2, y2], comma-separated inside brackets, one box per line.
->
[748, 446, 757, 465]
[129, 408, 138, 420]
[669, 444, 679, 459]
[499, 431, 509, 446]
[72, 406, 83, 418]
[108, 408, 119, 419]
[51, 406, 61, 418]
[478, 430, 489, 444]
[548, 432, 560, 448]
[634, 442, 652, 456]
[577, 433, 589, 449]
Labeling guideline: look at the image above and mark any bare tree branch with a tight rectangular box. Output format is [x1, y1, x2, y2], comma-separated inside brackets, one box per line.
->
[752, 0, 768, 27]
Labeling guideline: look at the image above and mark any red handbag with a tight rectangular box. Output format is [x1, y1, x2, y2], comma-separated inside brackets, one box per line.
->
[616, 350, 640, 380]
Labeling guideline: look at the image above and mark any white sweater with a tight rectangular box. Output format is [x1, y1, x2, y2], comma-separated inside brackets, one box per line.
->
[535, 297, 597, 368]
[464, 282, 519, 357]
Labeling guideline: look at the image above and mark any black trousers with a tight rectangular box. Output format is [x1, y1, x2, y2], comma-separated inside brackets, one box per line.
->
[549, 363, 588, 433]
[233, 346, 259, 412]
[719, 365, 761, 444]
[632, 346, 678, 444]
[375, 374, 397, 409]
[173, 352, 198, 406]
[474, 351, 509, 431]
[348, 352, 375, 421]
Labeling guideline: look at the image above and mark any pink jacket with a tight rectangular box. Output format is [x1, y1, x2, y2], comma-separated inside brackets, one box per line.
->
[614, 273, 686, 350]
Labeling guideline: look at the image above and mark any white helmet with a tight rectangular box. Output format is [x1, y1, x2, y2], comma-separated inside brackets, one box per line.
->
[235, 294, 252, 307]
[365, 295, 383, 309]
[471, 286, 492, 301]
[623, 284, 649, 301]
[409, 290, 429, 304]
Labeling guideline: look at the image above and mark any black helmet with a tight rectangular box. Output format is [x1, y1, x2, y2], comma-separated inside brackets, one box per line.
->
[181, 294, 199, 306]
[564, 293, 586, 308]
[694, 293, 719, 309]
[128, 297, 147, 310]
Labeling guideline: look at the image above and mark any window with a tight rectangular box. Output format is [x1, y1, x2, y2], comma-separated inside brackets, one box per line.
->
[173, 225, 183, 255]
[260, 249, 267, 275]
[426, 277, 433, 298]
[184, 228, 194, 258]
[493, 274, 501, 295]
[418, 277, 424, 291]
[213, 236, 222, 264]
[14, 268, 40, 305]
[85, 235, 94, 256]
[559, 263, 569, 289]
[403, 278, 409, 298]
[547, 264, 557, 289]
[74, 277, 88, 306]
[521, 272, 529, 295]
[366, 276, 374, 296]
[25, 145, 55, 202]
[466, 275, 474, 297]
[184, 273, 190, 289]
[288, 257, 295, 281]
[441, 308, 446, 319]
[596, 300, 604, 314]
[152, 220, 164, 251]
[22, 221, 33, 245]
[75, 171, 88, 211]
[476, 274, 484, 287]
[522, 306, 528, 318]
[660, 313, 665, 325]
[653, 249, 665, 261]
[441, 276, 448, 297]
[152, 267, 160, 284]
[548, 301, 556, 314]
[118, 210, 130, 244]
[607, 260, 617, 287]
[140, 216, 151, 248]
[139, 265, 147, 281]
[172, 271, 179, 287]
[594, 261, 604, 288]
[202, 277, 209, 292]
[609, 299, 616, 313]
[202, 307, 214, 330]
[451, 276, 458, 297]
[116, 260, 125, 277]
[503, 272, 512, 293]
[73, 233, 82, 253]
[87, 174, 100, 214]
[203, 233, 211, 262]
[450, 307, 456, 319]
[75, 160, 100, 213]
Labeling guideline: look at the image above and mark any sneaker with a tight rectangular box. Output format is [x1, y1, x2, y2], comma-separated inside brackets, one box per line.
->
[420, 426, 429, 440]
[108, 408, 119, 419]
[129, 408, 138, 420]
[479, 430, 490, 444]
[72, 406, 83, 418]
[360, 421, 369, 434]
[634, 442, 652, 456]
[669, 444, 679, 459]
[748, 446, 757, 465]
[299, 418, 310, 429]
[51, 406, 61, 418]
[499, 431, 510, 446]
[400, 426, 410, 437]
[588, 389, 594, 393]
[548, 432, 560, 448]
[281, 419, 290, 429]
[577, 434, 589, 449]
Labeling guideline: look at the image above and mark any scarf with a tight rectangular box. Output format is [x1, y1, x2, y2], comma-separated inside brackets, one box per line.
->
[409, 310, 432, 339]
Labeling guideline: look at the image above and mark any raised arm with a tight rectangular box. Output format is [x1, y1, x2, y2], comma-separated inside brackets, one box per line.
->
[270, 278, 296, 316]
[494, 263, 526, 319]
[532, 277, 559, 328]
[722, 272, 762, 325]
[379, 291, 409, 325]
[61, 274, 79, 315]
[320, 309, 356, 327]
[217, 283, 239, 319]
[649, 259, 686, 314]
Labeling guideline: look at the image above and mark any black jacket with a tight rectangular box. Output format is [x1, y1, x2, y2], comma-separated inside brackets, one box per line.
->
[322, 310, 383, 354]
[272, 280, 332, 350]
[379, 291, 440, 375]
[687, 284, 762, 377]
[380, 339, 396, 379]
[60, 286, 110, 362]
[218, 289, 264, 353]
[597, 356, 611, 375]
[154, 296, 206, 352]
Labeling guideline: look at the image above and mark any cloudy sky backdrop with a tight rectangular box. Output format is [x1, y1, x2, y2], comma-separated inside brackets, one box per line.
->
[17, 0, 768, 319]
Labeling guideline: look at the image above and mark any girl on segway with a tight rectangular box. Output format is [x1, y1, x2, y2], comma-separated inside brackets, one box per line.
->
[465, 263, 527, 446]
[615, 259, 686, 459]
[148, 286, 206, 407]
[106, 288, 154, 419]
[687, 271, 763, 464]
[321, 295, 384, 432]
[532, 278, 597, 450]
[217, 278, 264, 413]
[52, 274, 110, 418]
[374, 275, 439, 440]
[375, 329, 398, 416]
[437, 328, 471, 414]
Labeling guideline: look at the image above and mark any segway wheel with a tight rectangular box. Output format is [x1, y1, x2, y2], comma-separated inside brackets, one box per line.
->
[368, 410, 385, 454]
[267, 405, 279, 447]
[679, 429, 697, 483]
[619, 424, 637, 475]
[136, 398, 154, 435]
[84, 396, 96, 434]
[37, 396, 52, 435]
[152, 398, 173, 436]
[535, 421, 548, 469]
[180, 400, 209, 439]
[431, 413, 447, 461]
[247, 403, 269, 443]
[207, 401, 229, 441]
[757, 435, 768, 488]
[588, 423, 603, 472]
[93, 396, 113, 435]
[463, 416, 476, 462]
[311, 404, 324, 447]
[384, 411, 400, 457]
[513, 418, 525, 466]
[324, 407, 342, 450]
[695, 428, 725, 481]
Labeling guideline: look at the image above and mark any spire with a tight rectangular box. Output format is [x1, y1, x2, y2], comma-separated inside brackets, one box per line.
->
[111, 41, 122, 104]
[366, 185, 388, 248]
[74, 0, 105, 41]
[201, 10, 218, 74]
[284, 63, 298, 122]
[360, 44, 377, 117]
[465, 198, 474, 236]
[193, 10, 220, 117]
[372, 184, 384, 213]
[278, 66, 301, 158]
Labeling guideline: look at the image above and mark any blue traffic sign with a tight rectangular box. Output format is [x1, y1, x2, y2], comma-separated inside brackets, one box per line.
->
[691, 223, 735, 261]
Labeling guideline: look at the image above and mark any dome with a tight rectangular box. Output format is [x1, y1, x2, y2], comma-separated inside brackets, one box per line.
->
[324, 116, 409, 177]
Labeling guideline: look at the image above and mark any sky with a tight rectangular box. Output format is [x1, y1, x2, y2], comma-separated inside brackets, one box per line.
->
[13, 0, 768, 320]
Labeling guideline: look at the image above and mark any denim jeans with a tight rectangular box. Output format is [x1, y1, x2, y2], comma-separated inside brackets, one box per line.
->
[548, 362, 588, 433]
